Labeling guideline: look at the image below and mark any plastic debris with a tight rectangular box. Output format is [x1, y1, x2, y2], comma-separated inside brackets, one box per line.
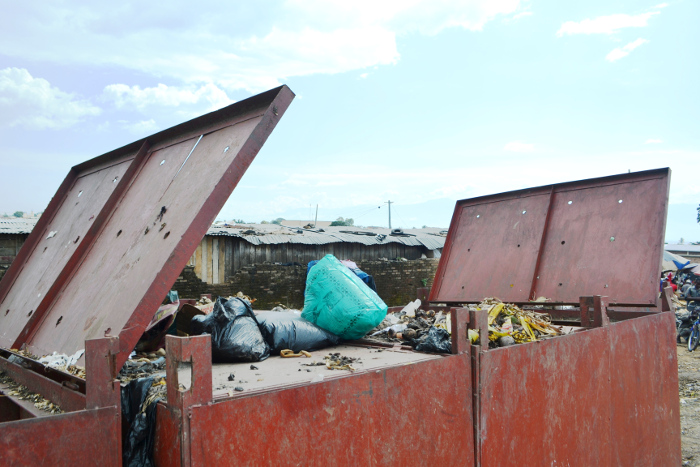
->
[190, 296, 270, 363]
[302, 254, 387, 340]
[257, 311, 341, 353]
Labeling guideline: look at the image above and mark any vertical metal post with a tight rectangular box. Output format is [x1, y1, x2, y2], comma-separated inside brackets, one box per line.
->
[580, 295, 610, 327]
[450, 307, 470, 355]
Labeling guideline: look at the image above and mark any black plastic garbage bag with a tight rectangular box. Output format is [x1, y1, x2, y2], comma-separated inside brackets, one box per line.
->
[413, 326, 452, 354]
[257, 312, 342, 353]
[190, 297, 270, 363]
[121, 377, 159, 467]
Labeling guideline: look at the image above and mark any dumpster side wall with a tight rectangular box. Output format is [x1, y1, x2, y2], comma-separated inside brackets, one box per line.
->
[477, 312, 681, 466]
[608, 312, 681, 465]
[183, 354, 473, 466]
[478, 325, 613, 465]
[0, 407, 121, 466]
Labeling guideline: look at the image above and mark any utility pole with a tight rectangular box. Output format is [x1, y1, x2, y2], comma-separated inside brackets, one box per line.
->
[385, 200, 392, 229]
[314, 204, 318, 228]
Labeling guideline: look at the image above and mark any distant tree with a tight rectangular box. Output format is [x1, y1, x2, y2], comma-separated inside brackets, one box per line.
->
[260, 220, 270, 224]
[680, 237, 685, 244]
[232, 219, 245, 224]
[330, 217, 354, 226]
[12, 211, 23, 218]
[271, 217, 285, 225]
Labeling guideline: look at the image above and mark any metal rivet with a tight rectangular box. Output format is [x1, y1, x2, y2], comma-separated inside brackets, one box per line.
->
[522, 210, 527, 215]
[568, 201, 573, 205]
[56, 316, 63, 326]
[618, 199, 623, 204]
[561, 241, 565, 245]
[27, 310, 33, 317]
[160, 160, 166, 166]
[78, 191, 83, 197]
[117, 230, 122, 237]
[223, 147, 229, 153]
[113, 176, 119, 182]
[610, 236, 615, 242]
[476, 215, 480, 218]
[74, 236, 80, 243]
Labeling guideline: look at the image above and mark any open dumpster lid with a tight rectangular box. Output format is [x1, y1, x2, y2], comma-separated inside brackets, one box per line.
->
[0, 85, 294, 367]
[430, 168, 670, 307]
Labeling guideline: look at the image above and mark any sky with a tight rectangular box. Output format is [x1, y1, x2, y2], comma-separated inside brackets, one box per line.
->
[0, 0, 698, 242]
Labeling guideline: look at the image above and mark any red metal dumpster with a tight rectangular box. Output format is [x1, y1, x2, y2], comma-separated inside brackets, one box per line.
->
[0, 78, 680, 467]
[431, 167, 681, 466]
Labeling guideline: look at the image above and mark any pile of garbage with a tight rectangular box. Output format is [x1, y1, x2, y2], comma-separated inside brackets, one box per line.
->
[365, 300, 453, 353]
[187, 254, 388, 363]
[477, 298, 564, 348]
[366, 297, 564, 351]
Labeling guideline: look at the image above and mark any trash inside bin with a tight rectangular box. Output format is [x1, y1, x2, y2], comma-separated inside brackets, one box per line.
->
[257, 311, 341, 353]
[190, 296, 270, 363]
[302, 254, 387, 340]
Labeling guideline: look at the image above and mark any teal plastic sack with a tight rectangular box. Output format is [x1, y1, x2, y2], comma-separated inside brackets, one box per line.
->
[302, 255, 387, 340]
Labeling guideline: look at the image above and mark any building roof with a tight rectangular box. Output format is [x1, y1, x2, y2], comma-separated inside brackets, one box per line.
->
[207, 224, 447, 250]
[665, 244, 700, 254]
[0, 217, 39, 234]
[280, 220, 333, 228]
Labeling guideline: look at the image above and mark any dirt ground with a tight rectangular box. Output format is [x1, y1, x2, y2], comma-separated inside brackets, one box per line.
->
[678, 344, 700, 466]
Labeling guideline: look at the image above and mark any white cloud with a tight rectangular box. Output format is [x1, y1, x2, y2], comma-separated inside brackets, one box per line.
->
[0, 1, 523, 93]
[118, 119, 159, 134]
[557, 12, 659, 36]
[0, 67, 101, 129]
[504, 141, 534, 152]
[645, 139, 663, 144]
[653, 3, 669, 8]
[359, 73, 369, 79]
[606, 38, 649, 62]
[103, 83, 233, 112]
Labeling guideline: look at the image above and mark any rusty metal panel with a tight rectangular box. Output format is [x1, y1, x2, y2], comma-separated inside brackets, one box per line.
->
[185, 355, 473, 466]
[0, 156, 133, 350]
[153, 403, 183, 467]
[0, 407, 121, 466]
[478, 329, 613, 466]
[431, 169, 670, 306]
[0, 86, 294, 366]
[608, 312, 681, 465]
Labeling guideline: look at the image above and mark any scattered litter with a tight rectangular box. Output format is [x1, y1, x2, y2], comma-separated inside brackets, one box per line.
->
[324, 352, 360, 371]
[38, 349, 84, 369]
[0, 370, 63, 414]
[234, 386, 244, 392]
[280, 349, 311, 358]
[250, 364, 258, 370]
[118, 357, 166, 383]
[228, 373, 236, 381]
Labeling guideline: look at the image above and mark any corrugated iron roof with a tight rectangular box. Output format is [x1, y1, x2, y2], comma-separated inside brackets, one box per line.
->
[0, 217, 446, 249]
[207, 224, 446, 249]
[0, 218, 39, 234]
[665, 244, 700, 253]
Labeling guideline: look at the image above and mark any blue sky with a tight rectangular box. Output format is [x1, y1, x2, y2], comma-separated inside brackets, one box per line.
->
[0, 0, 698, 241]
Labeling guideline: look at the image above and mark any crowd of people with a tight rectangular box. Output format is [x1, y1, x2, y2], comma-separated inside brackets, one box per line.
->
[662, 270, 700, 301]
